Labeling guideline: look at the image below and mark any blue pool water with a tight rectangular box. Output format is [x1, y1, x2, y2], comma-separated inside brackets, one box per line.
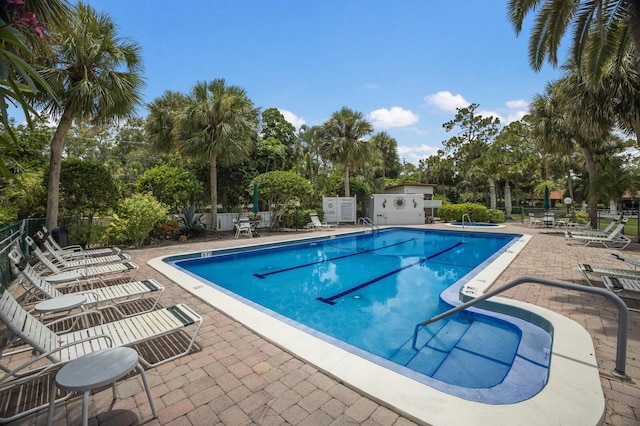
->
[169, 228, 551, 403]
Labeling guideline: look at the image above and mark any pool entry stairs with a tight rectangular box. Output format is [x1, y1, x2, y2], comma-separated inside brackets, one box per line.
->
[390, 314, 517, 387]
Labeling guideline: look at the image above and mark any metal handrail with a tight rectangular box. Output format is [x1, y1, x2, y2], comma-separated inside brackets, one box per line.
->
[412, 275, 630, 379]
[358, 217, 379, 232]
[461, 213, 471, 228]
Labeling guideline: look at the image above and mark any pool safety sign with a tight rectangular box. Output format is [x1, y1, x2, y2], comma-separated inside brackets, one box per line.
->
[323, 197, 356, 224]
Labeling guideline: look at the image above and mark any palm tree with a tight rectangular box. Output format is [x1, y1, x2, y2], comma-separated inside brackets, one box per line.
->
[508, 0, 640, 81]
[320, 107, 373, 197]
[36, 3, 144, 230]
[175, 79, 259, 230]
[146, 90, 187, 153]
[530, 70, 616, 226]
[370, 131, 402, 182]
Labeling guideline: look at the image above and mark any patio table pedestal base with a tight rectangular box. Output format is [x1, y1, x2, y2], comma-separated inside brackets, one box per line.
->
[46, 347, 157, 426]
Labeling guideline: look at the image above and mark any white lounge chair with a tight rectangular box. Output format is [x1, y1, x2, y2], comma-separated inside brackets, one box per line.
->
[39, 226, 121, 259]
[601, 276, 640, 312]
[606, 251, 640, 267]
[9, 249, 163, 317]
[24, 236, 138, 284]
[566, 217, 625, 237]
[577, 262, 640, 286]
[307, 213, 336, 230]
[0, 288, 201, 423]
[565, 222, 631, 250]
[33, 233, 131, 268]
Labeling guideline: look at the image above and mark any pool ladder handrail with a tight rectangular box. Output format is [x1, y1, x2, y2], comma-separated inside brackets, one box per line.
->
[358, 217, 379, 233]
[411, 275, 630, 380]
[461, 213, 471, 228]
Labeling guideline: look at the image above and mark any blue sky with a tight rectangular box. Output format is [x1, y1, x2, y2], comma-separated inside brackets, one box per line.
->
[83, 0, 565, 164]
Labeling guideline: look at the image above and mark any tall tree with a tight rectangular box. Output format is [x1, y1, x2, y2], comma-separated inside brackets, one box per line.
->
[371, 131, 402, 182]
[0, 0, 70, 179]
[530, 72, 614, 226]
[260, 108, 297, 169]
[508, 0, 640, 81]
[36, 3, 144, 230]
[296, 125, 328, 204]
[152, 79, 259, 230]
[442, 104, 500, 202]
[320, 107, 373, 197]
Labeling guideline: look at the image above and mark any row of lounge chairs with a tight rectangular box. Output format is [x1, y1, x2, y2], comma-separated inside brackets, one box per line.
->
[578, 251, 640, 312]
[0, 227, 202, 423]
[565, 217, 631, 250]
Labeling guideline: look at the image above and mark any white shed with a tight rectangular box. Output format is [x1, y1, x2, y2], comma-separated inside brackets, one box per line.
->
[366, 184, 442, 226]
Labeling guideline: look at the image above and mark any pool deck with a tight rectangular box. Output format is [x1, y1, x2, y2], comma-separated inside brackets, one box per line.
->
[5, 222, 640, 425]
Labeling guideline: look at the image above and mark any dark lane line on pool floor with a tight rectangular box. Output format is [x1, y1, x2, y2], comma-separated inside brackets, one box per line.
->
[252, 238, 417, 279]
[316, 242, 464, 305]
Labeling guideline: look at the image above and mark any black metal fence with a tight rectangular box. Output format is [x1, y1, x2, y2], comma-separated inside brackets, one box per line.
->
[0, 218, 46, 290]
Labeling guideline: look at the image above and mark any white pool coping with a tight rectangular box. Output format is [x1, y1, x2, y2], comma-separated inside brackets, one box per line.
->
[149, 230, 605, 426]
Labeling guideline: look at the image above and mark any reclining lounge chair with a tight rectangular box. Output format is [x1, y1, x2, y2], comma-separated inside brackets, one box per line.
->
[307, 213, 337, 230]
[601, 276, 640, 312]
[39, 226, 121, 258]
[35, 232, 131, 268]
[578, 262, 640, 286]
[24, 236, 138, 284]
[0, 288, 201, 423]
[565, 222, 631, 250]
[9, 249, 163, 317]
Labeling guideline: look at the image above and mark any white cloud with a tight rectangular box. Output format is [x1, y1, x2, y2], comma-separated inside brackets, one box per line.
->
[477, 109, 504, 122]
[368, 107, 419, 129]
[505, 99, 528, 109]
[278, 109, 305, 129]
[397, 144, 439, 165]
[506, 110, 527, 123]
[363, 82, 379, 90]
[424, 91, 470, 112]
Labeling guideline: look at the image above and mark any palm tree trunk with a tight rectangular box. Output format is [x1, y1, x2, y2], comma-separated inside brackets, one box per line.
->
[504, 180, 512, 219]
[489, 178, 497, 209]
[566, 168, 575, 201]
[210, 155, 218, 230]
[578, 143, 599, 227]
[343, 167, 350, 197]
[46, 109, 74, 231]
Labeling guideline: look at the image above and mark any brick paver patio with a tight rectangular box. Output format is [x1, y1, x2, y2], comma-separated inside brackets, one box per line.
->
[4, 222, 639, 425]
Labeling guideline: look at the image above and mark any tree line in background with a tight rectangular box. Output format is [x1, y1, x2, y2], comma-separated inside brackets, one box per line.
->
[1, 1, 640, 247]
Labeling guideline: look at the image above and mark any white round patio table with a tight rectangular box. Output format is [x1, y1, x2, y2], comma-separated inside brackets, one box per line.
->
[46, 347, 157, 426]
[34, 294, 87, 322]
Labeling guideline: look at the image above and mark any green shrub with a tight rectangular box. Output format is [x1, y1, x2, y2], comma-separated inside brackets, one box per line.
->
[152, 217, 181, 240]
[574, 210, 589, 224]
[0, 206, 18, 227]
[104, 193, 168, 248]
[437, 203, 488, 222]
[486, 209, 505, 223]
[67, 223, 107, 247]
[280, 207, 317, 228]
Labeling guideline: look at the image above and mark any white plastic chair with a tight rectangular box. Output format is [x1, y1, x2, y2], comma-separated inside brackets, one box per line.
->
[307, 213, 336, 230]
[234, 218, 253, 239]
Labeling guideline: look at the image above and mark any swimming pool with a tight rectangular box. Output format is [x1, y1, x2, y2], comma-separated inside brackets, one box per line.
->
[150, 227, 605, 425]
[168, 228, 547, 401]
